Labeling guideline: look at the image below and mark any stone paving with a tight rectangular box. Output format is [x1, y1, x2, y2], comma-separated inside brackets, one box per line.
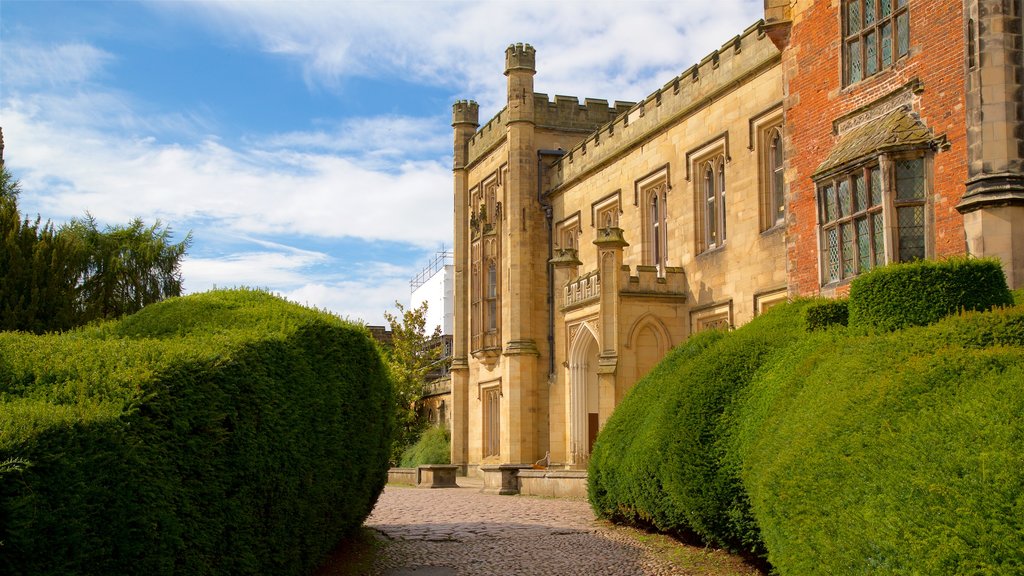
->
[358, 477, 695, 576]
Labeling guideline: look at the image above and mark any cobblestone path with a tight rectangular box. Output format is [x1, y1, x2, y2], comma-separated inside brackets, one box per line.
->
[341, 478, 757, 576]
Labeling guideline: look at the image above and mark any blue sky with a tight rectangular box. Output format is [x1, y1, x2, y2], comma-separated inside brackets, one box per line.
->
[1, 0, 761, 325]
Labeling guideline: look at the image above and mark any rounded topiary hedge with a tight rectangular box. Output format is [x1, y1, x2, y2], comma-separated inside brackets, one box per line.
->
[590, 288, 1024, 574]
[847, 256, 1013, 331]
[589, 301, 812, 554]
[0, 289, 394, 576]
[737, 305, 1024, 574]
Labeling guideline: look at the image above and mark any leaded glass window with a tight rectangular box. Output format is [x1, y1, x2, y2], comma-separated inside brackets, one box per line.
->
[818, 155, 929, 285]
[844, 0, 910, 86]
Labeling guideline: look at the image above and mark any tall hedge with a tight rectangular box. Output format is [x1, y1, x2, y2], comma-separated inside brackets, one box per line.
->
[589, 301, 812, 553]
[736, 305, 1024, 574]
[0, 289, 394, 576]
[590, 291, 1024, 574]
[847, 256, 1012, 331]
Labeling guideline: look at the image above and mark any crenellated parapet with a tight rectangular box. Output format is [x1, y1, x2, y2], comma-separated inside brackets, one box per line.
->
[452, 100, 480, 126]
[548, 20, 779, 192]
[620, 265, 687, 299]
[505, 43, 536, 74]
[465, 94, 634, 167]
[535, 94, 635, 133]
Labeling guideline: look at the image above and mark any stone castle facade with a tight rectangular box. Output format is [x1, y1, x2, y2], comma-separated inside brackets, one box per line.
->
[450, 0, 1024, 474]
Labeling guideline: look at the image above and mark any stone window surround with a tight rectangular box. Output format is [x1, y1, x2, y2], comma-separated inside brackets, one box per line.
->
[690, 300, 733, 334]
[591, 191, 622, 230]
[754, 288, 789, 316]
[634, 166, 671, 274]
[749, 104, 786, 232]
[555, 212, 582, 251]
[687, 134, 730, 255]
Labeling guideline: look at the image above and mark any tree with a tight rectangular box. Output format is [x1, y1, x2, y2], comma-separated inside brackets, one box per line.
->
[0, 166, 190, 332]
[64, 215, 191, 323]
[382, 300, 444, 465]
[0, 166, 80, 332]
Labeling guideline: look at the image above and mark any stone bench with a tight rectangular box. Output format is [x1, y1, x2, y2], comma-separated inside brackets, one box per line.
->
[387, 465, 459, 488]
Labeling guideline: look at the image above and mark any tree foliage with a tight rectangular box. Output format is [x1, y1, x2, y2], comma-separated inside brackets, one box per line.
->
[382, 300, 443, 464]
[0, 166, 190, 333]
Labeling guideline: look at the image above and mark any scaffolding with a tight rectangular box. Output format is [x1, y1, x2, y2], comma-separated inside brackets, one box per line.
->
[409, 249, 453, 292]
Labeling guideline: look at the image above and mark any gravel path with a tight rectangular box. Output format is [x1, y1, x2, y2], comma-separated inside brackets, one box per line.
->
[357, 479, 697, 576]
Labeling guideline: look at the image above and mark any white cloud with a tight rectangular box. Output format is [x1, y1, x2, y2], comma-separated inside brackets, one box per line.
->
[182, 248, 416, 325]
[162, 0, 764, 115]
[2, 102, 453, 247]
[0, 42, 115, 88]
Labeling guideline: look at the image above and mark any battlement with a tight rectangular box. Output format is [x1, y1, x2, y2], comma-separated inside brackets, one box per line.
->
[465, 94, 634, 166]
[547, 20, 779, 190]
[620, 265, 687, 298]
[505, 43, 536, 73]
[535, 94, 635, 133]
[452, 100, 480, 126]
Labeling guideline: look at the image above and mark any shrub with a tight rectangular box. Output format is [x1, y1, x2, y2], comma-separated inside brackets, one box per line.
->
[400, 425, 451, 468]
[803, 298, 848, 331]
[589, 301, 812, 554]
[847, 257, 1012, 331]
[737, 306, 1024, 574]
[0, 289, 394, 576]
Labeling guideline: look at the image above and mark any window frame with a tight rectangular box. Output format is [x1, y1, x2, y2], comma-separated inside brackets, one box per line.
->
[696, 154, 728, 253]
[816, 151, 930, 286]
[843, 0, 911, 86]
[635, 167, 670, 274]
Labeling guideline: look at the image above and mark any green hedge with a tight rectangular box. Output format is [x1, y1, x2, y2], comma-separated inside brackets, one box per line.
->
[0, 289, 394, 576]
[847, 257, 1012, 331]
[589, 301, 812, 553]
[591, 291, 1024, 573]
[803, 298, 849, 331]
[737, 305, 1024, 574]
[399, 425, 451, 468]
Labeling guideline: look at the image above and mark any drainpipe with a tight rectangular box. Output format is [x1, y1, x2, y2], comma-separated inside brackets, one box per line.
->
[537, 148, 565, 379]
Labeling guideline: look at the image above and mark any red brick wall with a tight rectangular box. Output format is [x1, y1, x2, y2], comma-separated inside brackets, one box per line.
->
[783, 0, 968, 296]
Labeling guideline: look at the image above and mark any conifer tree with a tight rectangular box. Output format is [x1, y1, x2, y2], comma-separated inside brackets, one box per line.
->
[0, 166, 190, 332]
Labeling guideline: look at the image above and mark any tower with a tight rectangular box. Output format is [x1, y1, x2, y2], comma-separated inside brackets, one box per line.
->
[450, 99, 479, 470]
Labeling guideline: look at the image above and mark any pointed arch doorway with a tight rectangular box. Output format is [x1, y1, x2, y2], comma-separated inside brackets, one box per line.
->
[569, 324, 600, 464]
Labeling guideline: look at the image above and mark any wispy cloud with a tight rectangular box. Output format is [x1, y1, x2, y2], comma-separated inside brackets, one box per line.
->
[0, 42, 115, 88]
[163, 0, 763, 114]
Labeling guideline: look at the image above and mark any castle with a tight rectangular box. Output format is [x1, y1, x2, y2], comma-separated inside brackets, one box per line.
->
[449, 0, 1024, 475]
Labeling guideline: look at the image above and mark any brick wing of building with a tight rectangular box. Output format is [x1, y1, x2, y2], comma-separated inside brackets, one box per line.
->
[450, 1, 1024, 476]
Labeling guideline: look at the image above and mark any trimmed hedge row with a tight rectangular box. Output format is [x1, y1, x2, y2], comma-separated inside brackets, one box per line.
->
[399, 425, 451, 468]
[803, 298, 848, 331]
[0, 289, 394, 576]
[590, 259, 1023, 574]
[737, 306, 1024, 574]
[848, 257, 1012, 331]
[589, 302, 812, 553]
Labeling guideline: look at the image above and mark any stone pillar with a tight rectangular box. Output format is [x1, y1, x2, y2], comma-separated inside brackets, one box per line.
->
[501, 43, 542, 465]
[549, 248, 581, 464]
[593, 227, 628, 428]
[451, 100, 479, 471]
[959, 0, 1024, 288]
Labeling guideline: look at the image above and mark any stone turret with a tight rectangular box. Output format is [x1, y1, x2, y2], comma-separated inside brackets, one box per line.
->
[452, 100, 479, 170]
[450, 99, 480, 471]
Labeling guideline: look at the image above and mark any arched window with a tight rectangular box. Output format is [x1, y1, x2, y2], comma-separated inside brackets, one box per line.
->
[699, 156, 726, 252]
[770, 129, 785, 225]
[650, 191, 662, 269]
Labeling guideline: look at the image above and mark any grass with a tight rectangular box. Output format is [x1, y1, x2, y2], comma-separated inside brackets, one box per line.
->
[613, 522, 766, 575]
